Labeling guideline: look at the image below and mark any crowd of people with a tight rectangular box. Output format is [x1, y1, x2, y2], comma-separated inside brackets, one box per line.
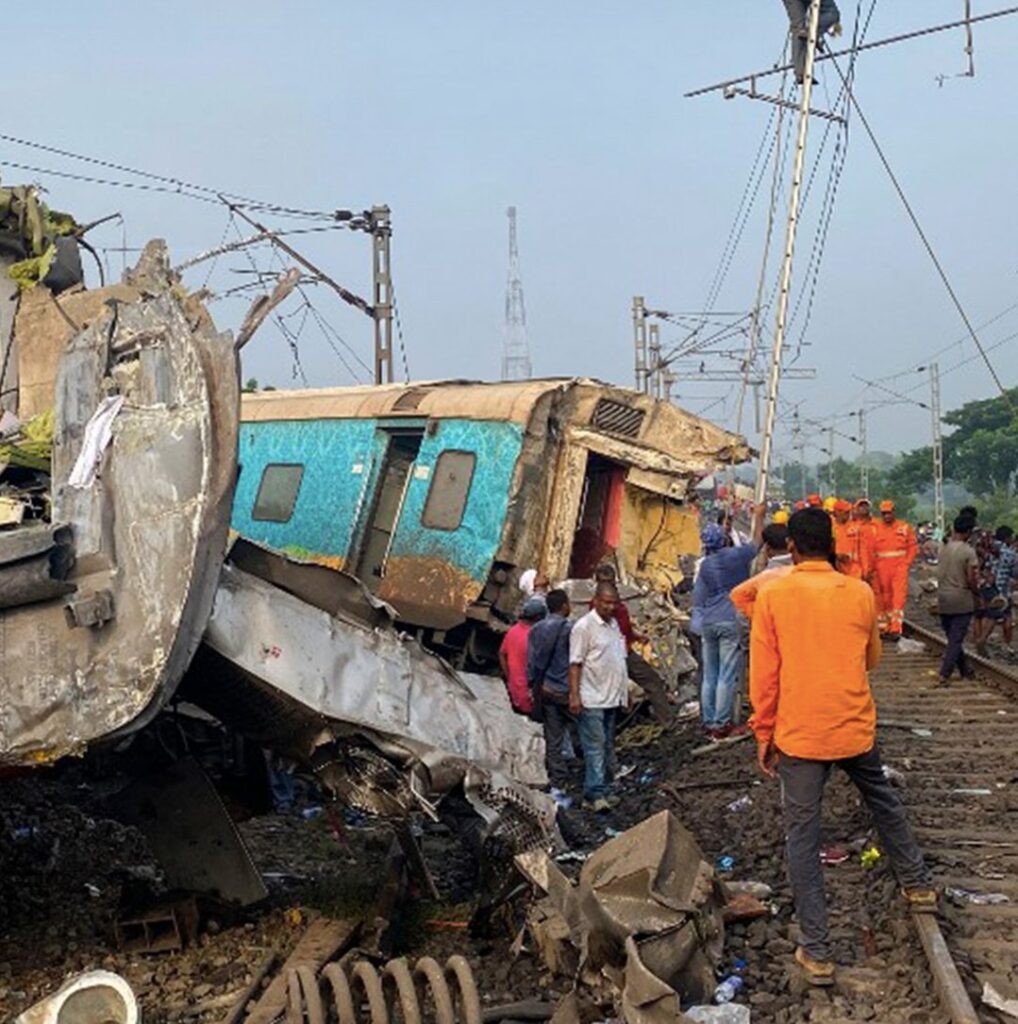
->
[935, 507, 1017, 684]
[496, 492, 1016, 985]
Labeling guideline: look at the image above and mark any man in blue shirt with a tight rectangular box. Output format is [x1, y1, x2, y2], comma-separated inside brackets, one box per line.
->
[527, 588, 574, 801]
[693, 522, 758, 739]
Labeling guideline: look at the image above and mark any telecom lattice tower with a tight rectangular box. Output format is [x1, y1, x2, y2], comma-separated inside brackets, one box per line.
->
[501, 206, 532, 380]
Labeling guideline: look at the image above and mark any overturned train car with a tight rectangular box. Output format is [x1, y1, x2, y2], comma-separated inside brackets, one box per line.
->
[232, 379, 749, 661]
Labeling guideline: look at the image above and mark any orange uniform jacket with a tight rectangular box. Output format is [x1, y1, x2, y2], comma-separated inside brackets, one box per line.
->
[872, 519, 918, 566]
[749, 561, 881, 761]
[843, 519, 876, 580]
[731, 564, 794, 622]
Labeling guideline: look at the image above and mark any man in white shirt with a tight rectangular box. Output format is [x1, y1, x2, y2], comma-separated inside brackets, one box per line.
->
[569, 581, 629, 812]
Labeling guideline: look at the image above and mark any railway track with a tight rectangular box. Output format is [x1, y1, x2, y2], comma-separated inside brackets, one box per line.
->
[878, 621, 1018, 1023]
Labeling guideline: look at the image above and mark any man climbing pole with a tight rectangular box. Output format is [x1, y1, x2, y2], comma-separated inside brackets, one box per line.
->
[782, 0, 842, 84]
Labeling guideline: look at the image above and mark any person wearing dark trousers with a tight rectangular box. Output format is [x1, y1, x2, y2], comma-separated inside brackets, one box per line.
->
[750, 509, 935, 987]
[936, 515, 980, 685]
[593, 564, 672, 723]
[781, 0, 841, 84]
[526, 588, 574, 805]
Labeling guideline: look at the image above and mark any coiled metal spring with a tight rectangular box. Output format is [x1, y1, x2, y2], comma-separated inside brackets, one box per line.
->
[285, 954, 481, 1024]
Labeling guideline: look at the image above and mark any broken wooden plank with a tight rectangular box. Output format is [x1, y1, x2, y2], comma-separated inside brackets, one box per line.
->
[243, 917, 359, 1024]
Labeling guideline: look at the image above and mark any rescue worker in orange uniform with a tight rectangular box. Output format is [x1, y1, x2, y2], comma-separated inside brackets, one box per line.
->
[841, 498, 876, 583]
[806, 494, 822, 509]
[831, 499, 854, 574]
[872, 500, 917, 637]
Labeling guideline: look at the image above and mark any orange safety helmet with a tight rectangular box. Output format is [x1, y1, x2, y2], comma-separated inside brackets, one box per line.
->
[834, 499, 852, 513]
[806, 494, 822, 508]
[879, 500, 895, 513]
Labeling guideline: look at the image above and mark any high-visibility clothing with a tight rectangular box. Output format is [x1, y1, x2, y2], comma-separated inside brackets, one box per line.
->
[731, 564, 794, 622]
[750, 561, 881, 760]
[839, 520, 876, 581]
[872, 518, 917, 635]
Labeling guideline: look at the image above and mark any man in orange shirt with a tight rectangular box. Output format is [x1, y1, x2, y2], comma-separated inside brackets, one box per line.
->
[732, 523, 793, 622]
[872, 500, 917, 637]
[750, 508, 934, 986]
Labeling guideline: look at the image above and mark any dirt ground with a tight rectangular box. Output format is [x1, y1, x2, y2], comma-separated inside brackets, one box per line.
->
[0, 695, 947, 1024]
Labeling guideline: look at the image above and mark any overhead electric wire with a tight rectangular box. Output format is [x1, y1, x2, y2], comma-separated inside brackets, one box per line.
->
[828, 53, 1016, 415]
[0, 132, 340, 219]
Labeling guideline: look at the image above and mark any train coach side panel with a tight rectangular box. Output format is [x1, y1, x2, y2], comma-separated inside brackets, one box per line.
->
[378, 419, 524, 628]
[232, 418, 384, 570]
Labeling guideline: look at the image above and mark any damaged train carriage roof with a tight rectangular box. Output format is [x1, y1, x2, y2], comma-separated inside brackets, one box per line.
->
[240, 377, 751, 476]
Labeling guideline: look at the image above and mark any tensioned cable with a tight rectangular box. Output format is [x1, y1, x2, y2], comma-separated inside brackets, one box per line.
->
[0, 133, 339, 219]
[828, 53, 1015, 415]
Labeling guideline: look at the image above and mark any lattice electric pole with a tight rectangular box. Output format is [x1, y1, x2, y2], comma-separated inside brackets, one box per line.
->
[632, 295, 648, 393]
[370, 205, 393, 385]
[648, 323, 662, 399]
[930, 362, 946, 536]
[501, 206, 532, 380]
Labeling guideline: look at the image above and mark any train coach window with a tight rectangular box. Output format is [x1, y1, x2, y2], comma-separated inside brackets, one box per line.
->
[252, 463, 304, 522]
[422, 451, 475, 531]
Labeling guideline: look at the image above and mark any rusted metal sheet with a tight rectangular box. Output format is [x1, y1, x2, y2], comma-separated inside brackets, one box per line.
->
[0, 241, 239, 766]
[377, 554, 481, 630]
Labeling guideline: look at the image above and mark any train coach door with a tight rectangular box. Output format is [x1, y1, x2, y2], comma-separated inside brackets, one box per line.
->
[568, 453, 626, 578]
[352, 429, 423, 590]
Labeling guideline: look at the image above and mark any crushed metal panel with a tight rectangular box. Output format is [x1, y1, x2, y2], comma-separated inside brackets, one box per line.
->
[517, 811, 724, 1020]
[0, 241, 239, 766]
[112, 756, 267, 906]
[203, 558, 547, 787]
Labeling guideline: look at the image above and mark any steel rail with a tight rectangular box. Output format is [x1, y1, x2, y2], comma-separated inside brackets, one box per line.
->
[899, 617, 1017, 1023]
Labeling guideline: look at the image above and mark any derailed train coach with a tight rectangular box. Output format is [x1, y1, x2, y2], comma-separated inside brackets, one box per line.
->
[232, 378, 749, 662]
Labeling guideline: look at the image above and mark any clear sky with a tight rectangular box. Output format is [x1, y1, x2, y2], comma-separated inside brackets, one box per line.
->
[3, 1, 1015, 459]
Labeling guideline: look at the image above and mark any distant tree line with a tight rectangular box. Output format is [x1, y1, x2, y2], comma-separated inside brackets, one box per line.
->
[780, 387, 1018, 525]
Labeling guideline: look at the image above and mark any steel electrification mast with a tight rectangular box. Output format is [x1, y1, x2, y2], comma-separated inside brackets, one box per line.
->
[930, 362, 946, 536]
[754, 0, 823, 515]
[501, 206, 532, 380]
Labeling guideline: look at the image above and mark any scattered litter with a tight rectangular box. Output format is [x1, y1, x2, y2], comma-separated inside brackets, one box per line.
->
[615, 722, 664, 750]
[67, 394, 125, 489]
[616, 764, 637, 780]
[952, 788, 993, 796]
[946, 887, 1010, 905]
[555, 850, 590, 864]
[604, 827, 624, 839]
[726, 881, 773, 899]
[11, 826, 37, 842]
[997, 710, 1009, 716]
[897, 638, 926, 654]
[726, 795, 753, 813]
[882, 765, 906, 787]
[819, 846, 849, 866]
[722, 892, 770, 923]
[974, 864, 1007, 880]
[301, 806, 324, 820]
[980, 974, 1018, 1019]
[860, 846, 881, 869]
[677, 700, 701, 720]
[713, 973, 745, 1004]
[716, 855, 735, 874]
[84, 883, 102, 899]
[638, 769, 656, 785]
[684, 1006, 751, 1024]
[911, 727, 933, 738]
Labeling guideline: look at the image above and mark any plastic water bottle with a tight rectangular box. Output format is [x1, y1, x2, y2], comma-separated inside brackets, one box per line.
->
[713, 975, 744, 1004]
